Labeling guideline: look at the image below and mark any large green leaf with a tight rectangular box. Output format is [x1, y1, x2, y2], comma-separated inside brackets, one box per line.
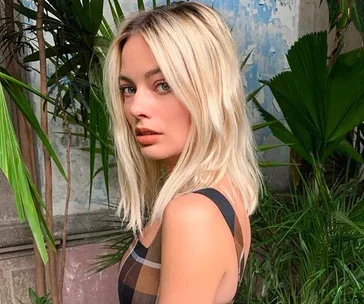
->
[266, 32, 364, 163]
[0, 83, 53, 264]
[326, 48, 364, 142]
[89, 0, 104, 36]
[335, 139, 364, 163]
[0, 71, 67, 180]
[324, 0, 349, 31]
[284, 32, 327, 137]
[252, 97, 312, 163]
[352, 0, 364, 41]
[266, 72, 318, 154]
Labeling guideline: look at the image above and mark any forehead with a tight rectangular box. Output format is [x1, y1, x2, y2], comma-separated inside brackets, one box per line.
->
[121, 34, 159, 72]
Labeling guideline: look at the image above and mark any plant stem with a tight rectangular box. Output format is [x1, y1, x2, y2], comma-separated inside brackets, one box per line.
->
[36, 0, 59, 303]
[328, 4, 352, 66]
[58, 123, 72, 304]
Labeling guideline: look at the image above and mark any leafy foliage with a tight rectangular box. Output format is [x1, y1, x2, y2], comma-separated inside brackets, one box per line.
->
[88, 218, 134, 274]
[18, 288, 51, 304]
[352, 0, 364, 40]
[323, 0, 350, 31]
[0, 83, 54, 264]
[237, 164, 364, 303]
[256, 31, 364, 166]
[7, 0, 114, 206]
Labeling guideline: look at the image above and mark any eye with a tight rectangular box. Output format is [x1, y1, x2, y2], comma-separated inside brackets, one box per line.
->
[120, 85, 136, 96]
[155, 82, 171, 93]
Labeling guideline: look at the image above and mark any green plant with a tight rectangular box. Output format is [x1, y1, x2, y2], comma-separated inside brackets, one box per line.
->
[0, 82, 54, 263]
[236, 163, 364, 303]
[253, 31, 364, 171]
[88, 218, 134, 274]
[18, 288, 52, 304]
[352, 0, 364, 41]
[12, 0, 112, 205]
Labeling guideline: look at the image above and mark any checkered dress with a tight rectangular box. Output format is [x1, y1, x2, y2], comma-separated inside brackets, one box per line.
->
[118, 188, 246, 304]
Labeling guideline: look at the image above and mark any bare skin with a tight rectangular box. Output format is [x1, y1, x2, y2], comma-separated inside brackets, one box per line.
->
[139, 176, 251, 304]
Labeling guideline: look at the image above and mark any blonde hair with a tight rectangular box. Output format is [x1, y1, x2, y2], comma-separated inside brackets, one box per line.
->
[104, 2, 262, 234]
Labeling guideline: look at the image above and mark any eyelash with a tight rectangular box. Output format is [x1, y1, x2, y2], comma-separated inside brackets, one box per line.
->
[120, 81, 171, 96]
[155, 81, 170, 93]
[120, 86, 136, 96]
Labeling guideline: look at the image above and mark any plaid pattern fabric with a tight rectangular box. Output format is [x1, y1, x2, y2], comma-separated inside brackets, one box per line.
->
[118, 188, 246, 304]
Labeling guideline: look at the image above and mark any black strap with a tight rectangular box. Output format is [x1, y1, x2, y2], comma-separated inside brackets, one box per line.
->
[193, 188, 235, 235]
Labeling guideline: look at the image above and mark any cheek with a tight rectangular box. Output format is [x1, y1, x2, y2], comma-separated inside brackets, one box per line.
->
[170, 105, 191, 137]
[179, 106, 191, 130]
[123, 104, 134, 126]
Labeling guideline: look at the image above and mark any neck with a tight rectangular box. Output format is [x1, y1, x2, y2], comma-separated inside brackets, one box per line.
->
[164, 154, 180, 175]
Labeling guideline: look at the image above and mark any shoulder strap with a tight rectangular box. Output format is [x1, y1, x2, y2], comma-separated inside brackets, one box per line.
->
[193, 187, 235, 235]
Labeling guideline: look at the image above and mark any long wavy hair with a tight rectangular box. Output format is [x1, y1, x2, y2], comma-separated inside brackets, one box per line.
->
[104, 1, 262, 235]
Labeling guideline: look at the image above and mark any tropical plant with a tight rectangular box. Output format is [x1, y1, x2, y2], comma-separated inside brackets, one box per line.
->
[0, 82, 55, 263]
[10, 0, 113, 205]
[253, 31, 364, 177]
[18, 288, 52, 304]
[236, 162, 364, 303]
[352, 0, 364, 41]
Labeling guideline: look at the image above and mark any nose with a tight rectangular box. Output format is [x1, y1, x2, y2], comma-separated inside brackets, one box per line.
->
[127, 88, 151, 119]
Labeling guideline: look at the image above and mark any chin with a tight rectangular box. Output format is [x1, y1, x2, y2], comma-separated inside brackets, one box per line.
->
[140, 145, 180, 161]
[140, 147, 168, 160]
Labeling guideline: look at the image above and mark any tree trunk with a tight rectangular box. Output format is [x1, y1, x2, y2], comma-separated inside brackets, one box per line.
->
[36, 1, 59, 303]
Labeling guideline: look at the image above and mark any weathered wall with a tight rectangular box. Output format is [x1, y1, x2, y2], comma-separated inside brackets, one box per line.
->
[0, 171, 120, 303]
[0, 243, 118, 304]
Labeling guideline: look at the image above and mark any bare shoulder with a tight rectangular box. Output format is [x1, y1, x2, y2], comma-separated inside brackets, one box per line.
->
[159, 192, 235, 303]
[163, 192, 227, 229]
[162, 192, 231, 259]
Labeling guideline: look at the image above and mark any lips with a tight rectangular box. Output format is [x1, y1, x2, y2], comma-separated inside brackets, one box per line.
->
[135, 127, 160, 136]
[135, 127, 161, 146]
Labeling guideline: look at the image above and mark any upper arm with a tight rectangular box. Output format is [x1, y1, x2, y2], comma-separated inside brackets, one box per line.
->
[158, 193, 231, 304]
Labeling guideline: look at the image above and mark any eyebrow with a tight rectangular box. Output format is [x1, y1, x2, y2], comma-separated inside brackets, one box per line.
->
[119, 67, 162, 84]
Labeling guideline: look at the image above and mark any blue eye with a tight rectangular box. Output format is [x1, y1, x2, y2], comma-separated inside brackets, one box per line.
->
[121, 86, 136, 96]
[156, 82, 171, 93]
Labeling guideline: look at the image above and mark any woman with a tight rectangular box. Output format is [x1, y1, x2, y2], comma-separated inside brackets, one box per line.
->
[104, 2, 261, 303]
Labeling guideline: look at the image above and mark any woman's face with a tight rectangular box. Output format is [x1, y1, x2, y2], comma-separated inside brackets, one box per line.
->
[120, 34, 191, 162]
